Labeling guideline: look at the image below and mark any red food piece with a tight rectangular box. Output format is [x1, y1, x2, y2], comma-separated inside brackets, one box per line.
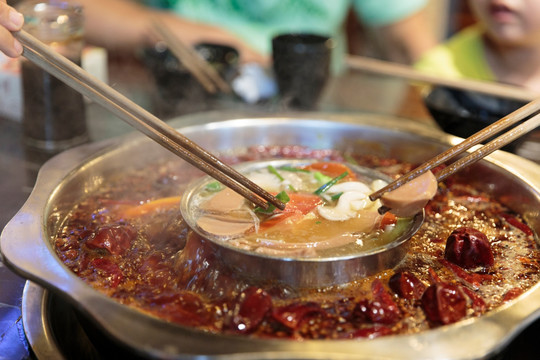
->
[380, 212, 397, 228]
[150, 291, 211, 327]
[260, 193, 323, 229]
[355, 280, 401, 325]
[272, 302, 326, 330]
[502, 287, 524, 302]
[230, 287, 273, 334]
[441, 259, 492, 289]
[428, 267, 442, 283]
[89, 258, 124, 288]
[86, 224, 136, 256]
[303, 162, 357, 181]
[389, 271, 427, 300]
[444, 227, 494, 269]
[421, 282, 467, 324]
[459, 286, 487, 313]
[137, 253, 173, 290]
[370, 280, 401, 324]
[500, 213, 534, 236]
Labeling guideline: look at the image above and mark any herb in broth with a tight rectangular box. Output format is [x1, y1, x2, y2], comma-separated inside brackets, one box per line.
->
[314, 171, 348, 195]
[254, 190, 290, 214]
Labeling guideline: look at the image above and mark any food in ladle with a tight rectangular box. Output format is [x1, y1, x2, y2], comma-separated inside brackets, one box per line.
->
[189, 162, 412, 258]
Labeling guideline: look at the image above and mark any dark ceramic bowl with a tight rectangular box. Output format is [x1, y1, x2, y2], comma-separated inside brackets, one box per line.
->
[423, 86, 527, 152]
[143, 42, 239, 103]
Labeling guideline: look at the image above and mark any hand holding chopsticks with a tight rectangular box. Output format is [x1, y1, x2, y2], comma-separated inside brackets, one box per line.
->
[14, 29, 284, 211]
[370, 97, 540, 213]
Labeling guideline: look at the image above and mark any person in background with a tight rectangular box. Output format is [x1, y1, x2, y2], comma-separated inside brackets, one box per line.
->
[0, 0, 23, 57]
[156, 0, 436, 66]
[415, 0, 540, 92]
[0, 0, 436, 66]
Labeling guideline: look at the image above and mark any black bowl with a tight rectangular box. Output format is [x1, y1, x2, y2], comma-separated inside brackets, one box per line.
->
[424, 86, 526, 152]
[142, 42, 239, 104]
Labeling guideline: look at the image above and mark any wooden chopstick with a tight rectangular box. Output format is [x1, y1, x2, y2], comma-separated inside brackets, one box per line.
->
[151, 20, 232, 94]
[370, 98, 540, 209]
[14, 29, 283, 211]
[434, 111, 540, 182]
[346, 55, 538, 103]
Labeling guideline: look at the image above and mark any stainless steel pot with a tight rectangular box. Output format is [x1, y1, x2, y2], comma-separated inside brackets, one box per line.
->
[2, 112, 540, 360]
[180, 158, 424, 288]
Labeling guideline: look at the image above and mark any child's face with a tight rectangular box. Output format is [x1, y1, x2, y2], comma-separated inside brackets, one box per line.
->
[468, 0, 540, 46]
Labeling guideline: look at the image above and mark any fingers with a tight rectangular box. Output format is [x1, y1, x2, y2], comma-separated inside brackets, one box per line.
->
[0, 1, 24, 57]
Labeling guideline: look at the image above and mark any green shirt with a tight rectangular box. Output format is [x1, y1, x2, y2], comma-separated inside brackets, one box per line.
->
[169, 0, 428, 58]
[414, 25, 495, 81]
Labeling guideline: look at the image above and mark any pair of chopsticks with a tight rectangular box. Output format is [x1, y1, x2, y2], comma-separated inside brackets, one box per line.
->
[346, 55, 538, 103]
[347, 55, 540, 210]
[151, 20, 232, 95]
[369, 97, 540, 210]
[14, 29, 284, 211]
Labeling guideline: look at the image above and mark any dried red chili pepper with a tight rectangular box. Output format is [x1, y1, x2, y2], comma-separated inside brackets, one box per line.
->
[389, 271, 426, 300]
[441, 259, 493, 289]
[500, 213, 534, 236]
[150, 291, 211, 327]
[229, 287, 273, 334]
[272, 302, 326, 330]
[421, 282, 467, 324]
[459, 286, 487, 313]
[444, 227, 494, 269]
[355, 280, 401, 325]
[502, 287, 524, 302]
[89, 258, 124, 288]
[85, 224, 136, 256]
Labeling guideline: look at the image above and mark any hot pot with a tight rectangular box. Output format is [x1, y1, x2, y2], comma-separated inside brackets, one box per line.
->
[2, 112, 540, 359]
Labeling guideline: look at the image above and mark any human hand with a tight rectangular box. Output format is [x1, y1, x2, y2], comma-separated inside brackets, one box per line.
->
[160, 14, 269, 66]
[0, 0, 24, 57]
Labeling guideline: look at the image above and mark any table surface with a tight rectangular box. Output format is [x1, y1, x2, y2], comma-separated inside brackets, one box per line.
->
[0, 57, 538, 359]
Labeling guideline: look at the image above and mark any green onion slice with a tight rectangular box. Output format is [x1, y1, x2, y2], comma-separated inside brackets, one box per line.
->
[314, 171, 332, 184]
[314, 171, 348, 195]
[268, 165, 285, 181]
[255, 190, 290, 214]
[279, 166, 311, 173]
[205, 181, 222, 192]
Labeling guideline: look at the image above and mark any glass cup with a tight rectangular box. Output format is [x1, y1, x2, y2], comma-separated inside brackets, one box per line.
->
[18, 0, 88, 152]
[272, 33, 333, 109]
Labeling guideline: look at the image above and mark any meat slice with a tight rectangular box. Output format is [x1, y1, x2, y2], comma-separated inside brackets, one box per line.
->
[381, 171, 438, 217]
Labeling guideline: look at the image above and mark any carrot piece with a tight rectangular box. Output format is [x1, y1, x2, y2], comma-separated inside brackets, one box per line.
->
[284, 193, 324, 213]
[260, 193, 322, 229]
[303, 162, 357, 181]
[121, 196, 182, 219]
[380, 212, 397, 228]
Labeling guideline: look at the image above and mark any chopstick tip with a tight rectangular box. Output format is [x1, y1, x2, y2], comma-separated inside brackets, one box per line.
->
[378, 205, 390, 215]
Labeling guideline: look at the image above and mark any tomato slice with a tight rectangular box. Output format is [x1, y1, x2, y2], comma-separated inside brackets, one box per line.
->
[261, 193, 323, 229]
[303, 162, 357, 181]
